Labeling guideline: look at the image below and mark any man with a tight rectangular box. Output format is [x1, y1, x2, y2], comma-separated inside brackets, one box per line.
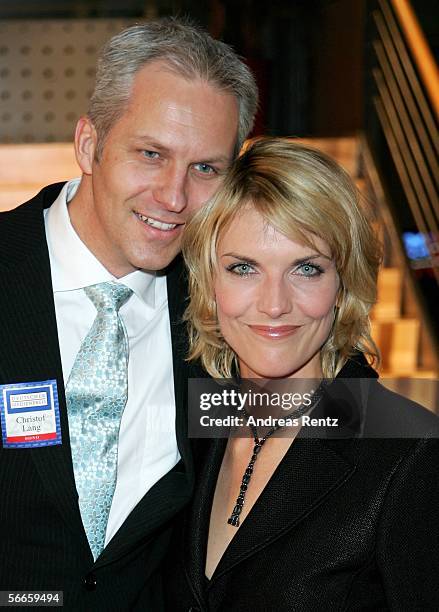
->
[0, 18, 257, 610]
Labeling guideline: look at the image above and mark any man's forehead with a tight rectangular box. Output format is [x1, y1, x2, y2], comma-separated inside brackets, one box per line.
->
[131, 59, 225, 98]
[111, 66, 239, 158]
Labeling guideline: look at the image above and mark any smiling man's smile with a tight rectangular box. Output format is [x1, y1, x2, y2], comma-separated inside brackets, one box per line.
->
[134, 212, 178, 231]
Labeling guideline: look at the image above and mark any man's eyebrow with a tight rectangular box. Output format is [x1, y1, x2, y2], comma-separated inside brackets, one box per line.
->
[133, 136, 231, 165]
[133, 137, 170, 152]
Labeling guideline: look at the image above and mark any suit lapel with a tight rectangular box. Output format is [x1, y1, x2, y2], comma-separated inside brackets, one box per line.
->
[211, 437, 356, 582]
[0, 187, 90, 551]
[166, 257, 193, 475]
[95, 467, 191, 568]
[184, 438, 227, 607]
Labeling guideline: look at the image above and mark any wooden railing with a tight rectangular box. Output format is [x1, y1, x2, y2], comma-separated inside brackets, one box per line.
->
[371, 0, 438, 277]
[390, 0, 439, 116]
[365, 0, 438, 358]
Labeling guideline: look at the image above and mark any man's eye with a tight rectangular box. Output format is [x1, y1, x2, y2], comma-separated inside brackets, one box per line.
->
[142, 150, 160, 159]
[193, 162, 216, 174]
[226, 263, 255, 276]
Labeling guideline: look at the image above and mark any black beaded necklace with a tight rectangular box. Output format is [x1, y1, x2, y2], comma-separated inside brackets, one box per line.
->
[227, 383, 326, 527]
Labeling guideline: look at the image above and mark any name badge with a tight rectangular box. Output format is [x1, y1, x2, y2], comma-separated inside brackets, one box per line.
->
[0, 380, 62, 448]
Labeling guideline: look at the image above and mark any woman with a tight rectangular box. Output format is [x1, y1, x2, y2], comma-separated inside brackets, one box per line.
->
[165, 138, 439, 610]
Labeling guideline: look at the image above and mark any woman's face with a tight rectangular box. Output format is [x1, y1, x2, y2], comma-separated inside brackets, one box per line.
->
[214, 206, 339, 379]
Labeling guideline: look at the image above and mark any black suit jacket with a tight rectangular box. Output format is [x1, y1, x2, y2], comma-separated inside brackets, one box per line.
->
[0, 184, 195, 610]
[165, 360, 439, 611]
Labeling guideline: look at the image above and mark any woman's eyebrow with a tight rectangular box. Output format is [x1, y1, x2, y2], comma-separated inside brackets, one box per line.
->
[292, 253, 332, 265]
[220, 252, 259, 265]
[221, 252, 331, 266]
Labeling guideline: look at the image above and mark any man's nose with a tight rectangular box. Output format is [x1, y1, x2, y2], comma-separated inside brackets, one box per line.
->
[153, 165, 188, 212]
[256, 276, 293, 319]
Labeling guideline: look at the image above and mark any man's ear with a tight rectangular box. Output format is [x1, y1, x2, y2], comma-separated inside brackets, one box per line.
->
[74, 116, 97, 175]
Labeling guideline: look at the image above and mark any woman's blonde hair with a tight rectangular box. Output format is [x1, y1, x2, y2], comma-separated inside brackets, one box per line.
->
[182, 137, 382, 379]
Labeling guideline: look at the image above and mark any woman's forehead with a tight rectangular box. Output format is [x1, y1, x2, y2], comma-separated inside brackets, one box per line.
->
[217, 204, 333, 258]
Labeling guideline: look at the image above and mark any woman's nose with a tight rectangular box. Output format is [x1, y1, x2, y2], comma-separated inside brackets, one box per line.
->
[256, 276, 292, 319]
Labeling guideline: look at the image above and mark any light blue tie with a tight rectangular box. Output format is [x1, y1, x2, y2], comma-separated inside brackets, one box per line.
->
[66, 281, 133, 560]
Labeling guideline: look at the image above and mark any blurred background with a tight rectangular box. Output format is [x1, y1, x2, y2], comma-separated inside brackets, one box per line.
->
[0, 0, 437, 404]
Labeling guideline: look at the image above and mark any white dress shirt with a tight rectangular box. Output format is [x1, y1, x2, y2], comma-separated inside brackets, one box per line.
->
[44, 179, 180, 546]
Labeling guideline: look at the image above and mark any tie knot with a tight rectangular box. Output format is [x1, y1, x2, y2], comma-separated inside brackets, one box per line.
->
[85, 281, 133, 313]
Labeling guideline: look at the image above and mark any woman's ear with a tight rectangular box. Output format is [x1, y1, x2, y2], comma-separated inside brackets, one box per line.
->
[335, 281, 345, 310]
[74, 116, 97, 175]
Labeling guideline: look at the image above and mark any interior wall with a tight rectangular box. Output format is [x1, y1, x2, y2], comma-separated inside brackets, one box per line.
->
[311, 0, 366, 135]
[0, 18, 139, 143]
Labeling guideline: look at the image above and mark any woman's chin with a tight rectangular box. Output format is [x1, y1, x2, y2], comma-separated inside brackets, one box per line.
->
[238, 352, 323, 380]
[239, 362, 300, 380]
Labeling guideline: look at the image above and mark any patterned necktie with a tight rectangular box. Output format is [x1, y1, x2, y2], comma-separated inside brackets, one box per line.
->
[66, 281, 133, 560]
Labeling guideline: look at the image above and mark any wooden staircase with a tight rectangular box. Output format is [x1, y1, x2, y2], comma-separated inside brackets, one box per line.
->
[371, 267, 426, 377]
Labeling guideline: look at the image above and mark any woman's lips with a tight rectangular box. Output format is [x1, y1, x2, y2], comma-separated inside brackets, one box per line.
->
[247, 325, 301, 338]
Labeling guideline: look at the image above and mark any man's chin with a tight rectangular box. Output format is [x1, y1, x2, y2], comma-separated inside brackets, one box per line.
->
[135, 251, 181, 273]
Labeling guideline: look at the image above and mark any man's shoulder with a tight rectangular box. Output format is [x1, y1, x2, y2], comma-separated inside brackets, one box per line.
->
[0, 182, 66, 264]
[0, 182, 66, 221]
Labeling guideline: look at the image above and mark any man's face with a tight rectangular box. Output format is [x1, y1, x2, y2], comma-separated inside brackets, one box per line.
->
[73, 61, 239, 276]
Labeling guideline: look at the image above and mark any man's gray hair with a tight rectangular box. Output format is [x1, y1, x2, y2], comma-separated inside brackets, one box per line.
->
[88, 17, 258, 157]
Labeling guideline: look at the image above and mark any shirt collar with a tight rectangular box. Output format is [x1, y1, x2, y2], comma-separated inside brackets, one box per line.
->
[44, 179, 157, 308]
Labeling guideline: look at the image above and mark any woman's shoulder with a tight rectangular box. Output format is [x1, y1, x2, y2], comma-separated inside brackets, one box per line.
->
[366, 379, 439, 438]
[335, 355, 439, 439]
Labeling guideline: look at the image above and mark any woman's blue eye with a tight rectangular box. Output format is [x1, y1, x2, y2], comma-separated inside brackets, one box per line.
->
[227, 263, 255, 276]
[297, 263, 323, 277]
